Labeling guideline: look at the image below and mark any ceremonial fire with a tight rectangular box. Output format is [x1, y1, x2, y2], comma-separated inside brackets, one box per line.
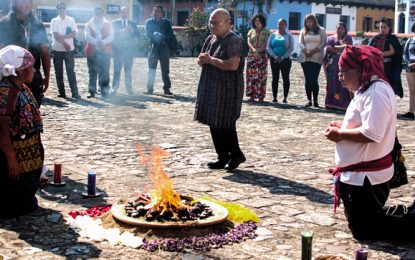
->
[122, 145, 213, 222]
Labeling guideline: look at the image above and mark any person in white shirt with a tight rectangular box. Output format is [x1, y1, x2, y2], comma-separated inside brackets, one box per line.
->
[84, 6, 114, 99]
[325, 45, 415, 240]
[50, 2, 80, 99]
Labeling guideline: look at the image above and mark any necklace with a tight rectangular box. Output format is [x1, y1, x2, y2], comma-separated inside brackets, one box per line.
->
[19, 21, 31, 49]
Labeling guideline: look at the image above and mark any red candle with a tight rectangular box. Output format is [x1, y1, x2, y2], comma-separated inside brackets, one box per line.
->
[54, 162, 62, 184]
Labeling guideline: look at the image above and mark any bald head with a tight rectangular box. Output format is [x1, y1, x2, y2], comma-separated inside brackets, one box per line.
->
[209, 8, 231, 37]
[210, 8, 230, 21]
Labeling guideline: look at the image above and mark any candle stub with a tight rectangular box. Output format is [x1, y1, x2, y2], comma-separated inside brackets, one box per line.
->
[301, 230, 313, 260]
[54, 162, 62, 184]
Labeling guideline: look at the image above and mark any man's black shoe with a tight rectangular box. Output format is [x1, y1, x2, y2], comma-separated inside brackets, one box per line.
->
[207, 160, 228, 169]
[224, 157, 246, 171]
[401, 112, 415, 119]
[164, 90, 173, 95]
[57, 93, 66, 98]
[72, 94, 81, 99]
[87, 92, 95, 99]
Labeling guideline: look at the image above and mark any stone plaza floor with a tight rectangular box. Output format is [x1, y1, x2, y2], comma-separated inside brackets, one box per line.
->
[0, 57, 415, 259]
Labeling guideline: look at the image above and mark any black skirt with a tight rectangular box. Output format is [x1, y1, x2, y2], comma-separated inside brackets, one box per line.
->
[0, 133, 44, 218]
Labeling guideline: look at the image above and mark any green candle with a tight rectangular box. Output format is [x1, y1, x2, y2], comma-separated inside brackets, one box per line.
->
[301, 230, 313, 260]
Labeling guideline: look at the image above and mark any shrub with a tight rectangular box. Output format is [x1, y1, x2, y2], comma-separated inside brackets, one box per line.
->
[182, 7, 209, 56]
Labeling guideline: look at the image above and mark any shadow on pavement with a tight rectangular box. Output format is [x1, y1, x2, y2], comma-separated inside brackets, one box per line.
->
[43, 97, 108, 109]
[223, 169, 332, 205]
[42, 97, 69, 108]
[0, 174, 109, 258]
[362, 240, 415, 259]
[38, 174, 108, 208]
[243, 100, 346, 116]
[0, 207, 102, 259]
[138, 93, 195, 103]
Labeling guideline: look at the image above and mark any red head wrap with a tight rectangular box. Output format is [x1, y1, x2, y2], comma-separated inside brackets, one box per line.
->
[339, 45, 388, 91]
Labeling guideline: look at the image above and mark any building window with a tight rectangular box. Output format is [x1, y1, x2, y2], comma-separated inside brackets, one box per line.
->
[362, 17, 372, 32]
[177, 10, 189, 26]
[36, 9, 57, 22]
[398, 13, 406, 33]
[316, 14, 325, 28]
[289, 12, 301, 30]
[340, 15, 350, 31]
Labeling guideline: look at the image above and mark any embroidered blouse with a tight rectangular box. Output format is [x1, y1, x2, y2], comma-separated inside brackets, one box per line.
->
[0, 79, 43, 137]
[247, 28, 270, 52]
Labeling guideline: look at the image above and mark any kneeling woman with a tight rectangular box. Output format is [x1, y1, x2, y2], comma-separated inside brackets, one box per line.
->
[0, 45, 44, 217]
[324, 46, 415, 240]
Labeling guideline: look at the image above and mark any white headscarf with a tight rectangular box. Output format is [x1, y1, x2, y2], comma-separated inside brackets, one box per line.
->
[0, 45, 35, 81]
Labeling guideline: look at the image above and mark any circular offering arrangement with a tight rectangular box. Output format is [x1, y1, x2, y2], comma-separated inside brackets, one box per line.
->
[111, 199, 229, 228]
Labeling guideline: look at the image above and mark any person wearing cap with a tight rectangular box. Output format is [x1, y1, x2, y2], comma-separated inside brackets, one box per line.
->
[0, 0, 51, 106]
[50, 2, 80, 99]
[0, 45, 44, 217]
[324, 45, 415, 240]
[84, 6, 114, 99]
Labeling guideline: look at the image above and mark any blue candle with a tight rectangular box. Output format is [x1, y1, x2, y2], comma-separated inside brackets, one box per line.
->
[87, 170, 96, 195]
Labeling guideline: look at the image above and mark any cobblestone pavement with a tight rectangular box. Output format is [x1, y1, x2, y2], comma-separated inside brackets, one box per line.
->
[1, 57, 415, 260]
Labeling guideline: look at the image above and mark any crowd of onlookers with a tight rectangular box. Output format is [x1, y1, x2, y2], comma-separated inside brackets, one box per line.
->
[245, 12, 415, 119]
[1, 2, 414, 117]
[0, 2, 174, 103]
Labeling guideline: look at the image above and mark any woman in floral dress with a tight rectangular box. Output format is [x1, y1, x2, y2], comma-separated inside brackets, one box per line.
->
[246, 13, 270, 102]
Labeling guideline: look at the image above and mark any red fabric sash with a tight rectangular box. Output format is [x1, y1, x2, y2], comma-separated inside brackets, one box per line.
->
[328, 153, 393, 213]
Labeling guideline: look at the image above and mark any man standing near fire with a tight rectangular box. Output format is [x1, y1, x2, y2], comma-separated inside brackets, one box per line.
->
[0, 0, 51, 106]
[194, 8, 246, 171]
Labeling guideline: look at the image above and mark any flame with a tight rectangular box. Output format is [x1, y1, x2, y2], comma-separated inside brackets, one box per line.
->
[135, 145, 185, 212]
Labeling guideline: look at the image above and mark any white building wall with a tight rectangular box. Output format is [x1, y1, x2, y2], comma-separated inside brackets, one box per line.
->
[395, 0, 412, 33]
[311, 3, 356, 32]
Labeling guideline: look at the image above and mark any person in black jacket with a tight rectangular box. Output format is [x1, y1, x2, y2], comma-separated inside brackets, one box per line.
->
[0, 0, 51, 106]
[111, 6, 139, 96]
[369, 19, 403, 98]
[144, 5, 174, 95]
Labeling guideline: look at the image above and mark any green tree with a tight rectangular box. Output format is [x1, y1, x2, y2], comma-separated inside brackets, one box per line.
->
[182, 7, 209, 57]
